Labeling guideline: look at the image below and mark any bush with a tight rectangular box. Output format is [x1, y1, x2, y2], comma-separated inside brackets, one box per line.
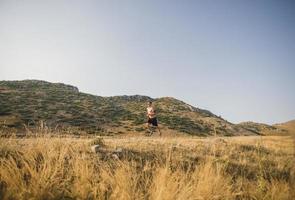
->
[89, 137, 105, 146]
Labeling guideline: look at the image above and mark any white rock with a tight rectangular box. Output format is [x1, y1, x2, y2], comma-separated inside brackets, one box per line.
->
[91, 145, 100, 153]
[112, 154, 119, 160]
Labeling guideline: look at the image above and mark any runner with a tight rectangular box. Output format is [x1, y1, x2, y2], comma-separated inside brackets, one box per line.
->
[146, 101, 162, 136]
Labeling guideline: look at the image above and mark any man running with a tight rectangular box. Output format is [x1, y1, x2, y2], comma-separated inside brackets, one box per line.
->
[146, 101, 162, 136]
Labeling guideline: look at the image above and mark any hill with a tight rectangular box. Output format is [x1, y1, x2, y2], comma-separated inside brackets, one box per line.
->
[237, 121, 288, 135]
[0, 80, 285, 136]
[274, 120, 295, 134]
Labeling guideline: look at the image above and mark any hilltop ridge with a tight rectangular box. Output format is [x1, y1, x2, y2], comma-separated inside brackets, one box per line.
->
[0, 80, 287, 136]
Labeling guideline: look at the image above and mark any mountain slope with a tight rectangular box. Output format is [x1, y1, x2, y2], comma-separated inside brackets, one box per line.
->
[237, 121, 288, 135]
[0, 80, 277, 136]
[274, 120, 295, 135]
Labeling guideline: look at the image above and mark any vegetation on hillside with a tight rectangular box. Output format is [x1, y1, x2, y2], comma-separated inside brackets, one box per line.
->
[0, 80, 286, 136]
[238, 121, 288, 135]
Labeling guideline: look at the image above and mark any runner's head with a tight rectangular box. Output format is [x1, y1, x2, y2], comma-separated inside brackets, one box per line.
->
[148, 101, 152, 106]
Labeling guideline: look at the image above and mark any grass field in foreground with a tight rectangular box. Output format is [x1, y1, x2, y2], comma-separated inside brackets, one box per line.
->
[0, 135, 294, 200]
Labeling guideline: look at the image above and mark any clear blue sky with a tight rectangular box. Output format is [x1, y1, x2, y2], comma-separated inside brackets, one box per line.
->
[0, 0, 294, 124]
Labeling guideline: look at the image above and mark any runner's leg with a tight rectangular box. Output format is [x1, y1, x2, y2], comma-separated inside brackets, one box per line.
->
[146, 122, 153, 136]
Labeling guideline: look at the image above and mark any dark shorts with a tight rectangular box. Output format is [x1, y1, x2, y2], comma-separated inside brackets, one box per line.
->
[147, 117, 158, 126]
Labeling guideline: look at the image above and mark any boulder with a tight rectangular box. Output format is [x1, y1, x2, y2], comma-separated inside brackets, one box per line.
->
[91, 145, 100, 153]
[91, 145, 125, 160]
[111, 154, 120, 160]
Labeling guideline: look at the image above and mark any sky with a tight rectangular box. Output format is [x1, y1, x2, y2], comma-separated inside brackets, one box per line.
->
[0, 0, 294, 124]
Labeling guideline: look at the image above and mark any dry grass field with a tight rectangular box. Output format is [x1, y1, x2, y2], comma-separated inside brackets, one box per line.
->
[0, 134, 294, 200]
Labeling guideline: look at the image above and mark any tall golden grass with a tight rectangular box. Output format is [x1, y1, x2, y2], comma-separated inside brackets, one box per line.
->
[0, 134, 294, 200]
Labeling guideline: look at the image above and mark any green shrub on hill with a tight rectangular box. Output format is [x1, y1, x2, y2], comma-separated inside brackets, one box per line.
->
[0, 80, 267, 136]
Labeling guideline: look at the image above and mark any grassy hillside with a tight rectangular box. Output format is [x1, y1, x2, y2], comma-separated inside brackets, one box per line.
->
[275, 120, 295, 134]
[238, 121, 289, 135]
[0, 80, 285, 136]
